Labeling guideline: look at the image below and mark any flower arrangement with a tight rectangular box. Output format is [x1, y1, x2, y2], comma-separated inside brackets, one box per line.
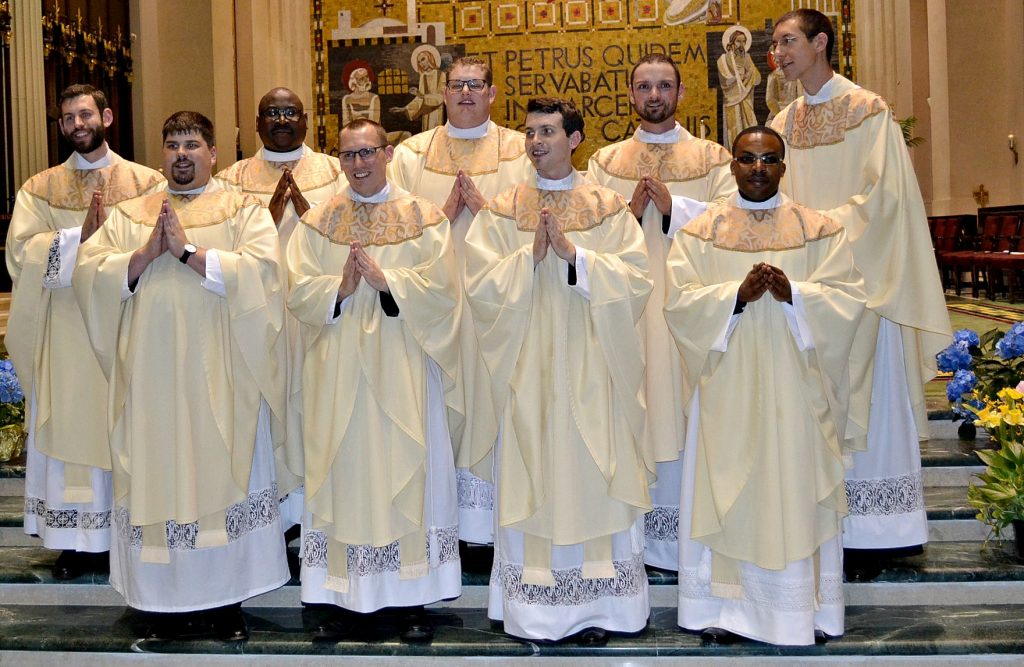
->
[940, 325, 1024, 546]
[0, 358, 26, 462]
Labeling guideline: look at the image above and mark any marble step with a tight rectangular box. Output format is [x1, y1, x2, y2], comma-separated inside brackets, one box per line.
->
[0, 603, 1022, 663]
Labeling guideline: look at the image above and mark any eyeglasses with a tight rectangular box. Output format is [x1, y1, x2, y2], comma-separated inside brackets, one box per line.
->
[770, 35, 801, 53]
[734, 154, 783, 166]
[340, 145, 388, 162]
[261, 107, 303, 120]
[446, 79, 488, 92]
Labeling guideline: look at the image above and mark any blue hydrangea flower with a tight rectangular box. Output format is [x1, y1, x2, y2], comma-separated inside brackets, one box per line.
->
[936, 340, 973, 372]
[996, 322, 1024, 360]
[952, 329, 980, 348]
[0, 360, 23, 405]
[946, 369, 977, 402]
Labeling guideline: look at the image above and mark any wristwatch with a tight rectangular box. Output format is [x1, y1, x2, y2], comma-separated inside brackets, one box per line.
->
[179, 243, 197, 264]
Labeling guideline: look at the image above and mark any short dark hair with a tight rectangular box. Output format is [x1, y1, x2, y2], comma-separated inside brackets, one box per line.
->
[450, 55, 493, 86]
[162, 111, 215, 147]
[630, 53, 680, 88]
[526, 97, 585, 146]
[777, 8, 835, 63]
[59, 84, 109, 114]
[341, 118, 388, 146]
[732, 125, 786, 159]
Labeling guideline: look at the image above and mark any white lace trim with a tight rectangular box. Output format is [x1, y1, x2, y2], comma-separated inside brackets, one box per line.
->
[302, 526, 460, 574]
[42, 233, 62, 288]
[495, 552, 646, 607]
[25, 496, 111, 530]
[644, 505, 679, 542]
[845, 472, 924, 516]
[456, 468, 494, 510]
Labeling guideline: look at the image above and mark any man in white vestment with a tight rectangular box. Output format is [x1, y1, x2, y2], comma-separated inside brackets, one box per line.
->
[770, 9, 951, 578]
[74, 111, 289, 641]
[217, 87, 346, 529]
[288, 118, 462, 644]
[665, 126, 865, 645]
[586, 54, 735, 571]
[465, 98, 653, 644]
[389, 56, 532, 557]
[5, 84, 164, 581]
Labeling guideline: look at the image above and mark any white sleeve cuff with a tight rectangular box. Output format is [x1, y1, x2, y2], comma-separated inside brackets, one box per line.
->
[201, 250, 227, 297]
[781, 283, 815, 351]
[121, 271, 134, 300]
[43, 227, 83, 289]
[668, 195, 709, 238]
[710, 312, 741, 352]
[327, 293, 350, 324]
[570, 246, 590, 300]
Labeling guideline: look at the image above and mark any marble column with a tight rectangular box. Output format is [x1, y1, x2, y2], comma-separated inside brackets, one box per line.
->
[9, 0, 48, 189]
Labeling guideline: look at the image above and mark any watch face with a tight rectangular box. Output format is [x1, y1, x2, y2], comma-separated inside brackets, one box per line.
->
[184, 244, 197, 253]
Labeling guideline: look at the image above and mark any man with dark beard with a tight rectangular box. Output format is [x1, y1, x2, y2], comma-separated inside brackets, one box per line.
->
[5, 84, 164, 581]
[586, 54, 735, 572]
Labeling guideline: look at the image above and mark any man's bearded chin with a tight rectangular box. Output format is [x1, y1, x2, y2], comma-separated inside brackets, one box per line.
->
[65, 126, 105, 154]
[172, 163, 195, 185]
[639, 104, 674, 124]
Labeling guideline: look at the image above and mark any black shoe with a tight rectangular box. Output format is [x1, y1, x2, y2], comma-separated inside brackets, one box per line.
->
[309, 607, 362, 642]
[700, 626, 741, 644]
[213, 605, 248, 642]
[814, 629, 834, 644]
[144, 612, 210, 640]
[398, 608, 434, 644]
[843, 549, 884, 582]
[52, 550, 87, 580]
[575, 627, 609, 646]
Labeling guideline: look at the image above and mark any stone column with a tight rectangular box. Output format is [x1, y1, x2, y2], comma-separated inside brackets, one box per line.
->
[9, 0, 48, 188]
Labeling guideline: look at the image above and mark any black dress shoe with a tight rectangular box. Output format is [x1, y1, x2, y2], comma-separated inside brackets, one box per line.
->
[213, 605, 249, 642]
[52, 550, 87, 580]
[814, 629, 836, 644]
[398, 608, 434, 644]
[700, 626, 741, 644]
[575, 627, 609, 646]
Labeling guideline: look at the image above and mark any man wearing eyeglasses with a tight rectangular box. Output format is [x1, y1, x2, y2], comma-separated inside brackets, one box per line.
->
[586, 53, 736, 573]
[389, 56, 532, 556]
[664, 126, 865, 645]
[465, 98, 652, 644]
[287, 118, 461, 644]
[217, 87, 345, 529]
[769, 9, 950, 580]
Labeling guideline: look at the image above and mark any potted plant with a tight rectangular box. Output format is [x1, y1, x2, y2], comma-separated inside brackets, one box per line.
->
[0, 358, 26, 462]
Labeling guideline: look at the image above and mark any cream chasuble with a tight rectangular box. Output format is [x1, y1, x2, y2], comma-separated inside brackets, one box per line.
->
[664, 197, 865, 590]
[286, 187, 461, 590]
[6, 152, 164, 502]
[771, 75, 951, 448]
[216, 146, 344, 500]
[73, 183, 287, 562]
[389, 122, 532, 477]
[465, 174, 653, 583]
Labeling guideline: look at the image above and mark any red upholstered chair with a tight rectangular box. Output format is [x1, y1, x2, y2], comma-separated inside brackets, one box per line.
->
[943, 214, 1018, 297]
[932, 217, 964, 292]
[982, 215, 1024, 301]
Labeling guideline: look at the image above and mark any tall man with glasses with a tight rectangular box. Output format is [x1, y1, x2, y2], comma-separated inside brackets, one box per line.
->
[390, 56, 532, 558]
[6, 84, 164, 582]
[217, 87, 345, 528]
[288, 119, 462, 644]
[769, 9, 950, 579]
[586, 54, 735, 572]
[665, 126, 865, 645]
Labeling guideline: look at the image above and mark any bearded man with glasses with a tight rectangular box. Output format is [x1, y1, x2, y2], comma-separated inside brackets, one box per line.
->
[287, 118, 462, 644]
[389, 56, 532, 564]
[665, 126, 865, 646]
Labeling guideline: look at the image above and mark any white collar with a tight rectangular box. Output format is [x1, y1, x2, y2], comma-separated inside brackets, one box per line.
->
[348, 182, 390, 203]
[733, 191, 782, 210]
[259, 144, 308, 162]
[73, 145, 112, 170]
[803, 74, 838, 104]
[446, 120, 491, 139]
[168, 183, 209, 196]
[635, 122, 690, 144]
[535, 171, 576, 191]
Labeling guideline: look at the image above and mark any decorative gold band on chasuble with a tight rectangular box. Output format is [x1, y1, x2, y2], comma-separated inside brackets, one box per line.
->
[682, 203, 843, 253]
[591, 136, 731, 183]
[22, 163, 164, 211]
[778, 89, 889, 149]
[116, 191, 263, 229]
[489, 183, 627, 233]
[216, 154, 342, 194]
[303, 196, 445, 247]
[405, 126, 526, 176]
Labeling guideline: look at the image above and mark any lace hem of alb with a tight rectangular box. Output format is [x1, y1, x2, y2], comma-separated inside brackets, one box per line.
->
[644, 505, 679, 542]
[42, 233, 61, 288]
[495, 552, 646, 607]
[845, 472, 924, 516]
[24, 496, 111, 530]
[456, 468, 494, 510]
[114, 483, 279, 551]
[302, 525, 460, 575]
[679, 549, 843, 612]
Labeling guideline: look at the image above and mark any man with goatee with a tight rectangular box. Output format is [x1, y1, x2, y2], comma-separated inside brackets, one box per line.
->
[587, 54, 735, 572]
[6, 84, 164, 582]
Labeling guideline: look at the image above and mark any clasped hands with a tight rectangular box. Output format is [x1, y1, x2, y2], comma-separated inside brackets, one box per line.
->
[269, 168, 310, 225]
[629, 175, 672, 219]
[533, 207, 576, 266]
[80, 190, 106, 243]
[337, 242, 388, 302]
[442, 170, 487, 223]
[738, 262, 792, 304]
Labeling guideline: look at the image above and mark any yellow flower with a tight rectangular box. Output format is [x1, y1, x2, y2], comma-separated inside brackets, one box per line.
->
[1003, 409, 1024, 426]
[999, 387, 1024, 401]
